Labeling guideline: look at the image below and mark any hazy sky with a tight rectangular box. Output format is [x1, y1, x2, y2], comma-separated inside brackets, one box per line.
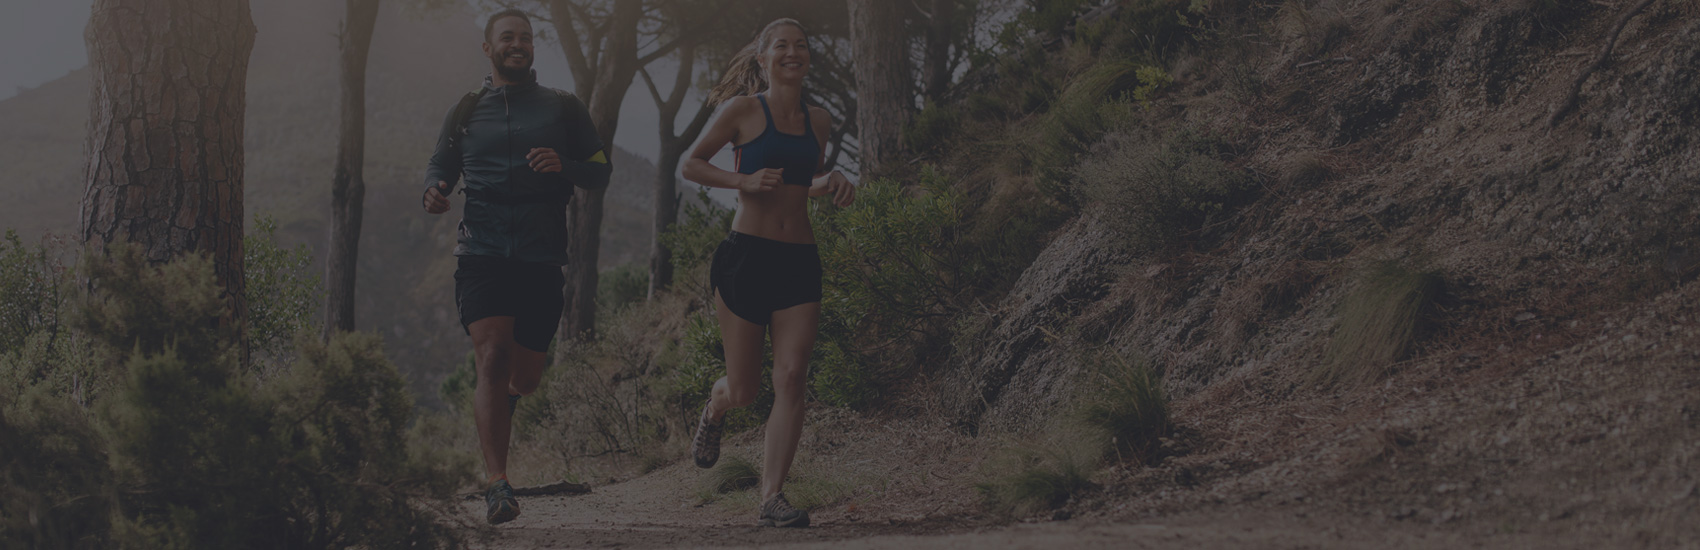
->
[0, 0, 95, 101]
[0, 0, 708, 163]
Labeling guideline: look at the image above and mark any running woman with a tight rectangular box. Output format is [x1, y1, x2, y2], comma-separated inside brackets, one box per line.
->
[681, 18, 856, 529]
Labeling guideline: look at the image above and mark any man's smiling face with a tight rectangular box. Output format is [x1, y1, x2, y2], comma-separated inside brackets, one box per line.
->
[483, 15, 534, 82]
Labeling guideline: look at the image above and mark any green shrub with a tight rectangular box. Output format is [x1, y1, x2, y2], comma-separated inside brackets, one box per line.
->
[0, 388, 115, 550]
[1030, 59, 1153, 204]
[0, 230, 70, 354]
[1075, 129, 1257, 253]
[1314, 261, 1445, 387]
[659, 190, 734, 300]
[1078, 351, 1170, 465]
[0, 243, 468, 549]
[245, 216, 322, 361]
[904, 100, 963, 153]
[596, 262, 650, 317]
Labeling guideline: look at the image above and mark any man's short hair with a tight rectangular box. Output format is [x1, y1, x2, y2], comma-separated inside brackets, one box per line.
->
[484, 9, 532, 43]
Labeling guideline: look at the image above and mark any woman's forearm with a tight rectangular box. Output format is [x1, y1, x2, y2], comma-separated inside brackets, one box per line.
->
[683, 158, 746, 190]
[808, 172, 833, 197]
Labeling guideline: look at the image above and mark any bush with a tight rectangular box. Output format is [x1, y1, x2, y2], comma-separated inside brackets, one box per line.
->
[659, 190, 734, 300]
[1313, 261, 1444, 387]
[1076, 129, 1257, 253]
[0, 242, 469, 549]
[0, 388, 115, 550]
[245, 215, 322, 361]
[1030, 59, 1155, 204]
[596, 262, 650, 317]
[0, 230, 70, 354]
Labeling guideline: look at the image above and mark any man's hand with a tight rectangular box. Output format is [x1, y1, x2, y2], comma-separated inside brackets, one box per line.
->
[740, 168, 782, 193]
[423, 181, 451, 214]
[527, 148, 563, 173]
[815, 171, 855, 207]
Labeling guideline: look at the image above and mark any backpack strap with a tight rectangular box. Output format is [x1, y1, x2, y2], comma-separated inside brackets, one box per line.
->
[446, 87, 488, 157]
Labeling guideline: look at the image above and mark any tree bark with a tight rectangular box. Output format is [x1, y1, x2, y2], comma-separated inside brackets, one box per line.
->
[324, 0, 382, 338]
[561, 0, 644, 341]
[847, 0, 912, 175]
[921, 0, 957, 103]
[641, 40, 712, 299]
[81, 0, 257, 326]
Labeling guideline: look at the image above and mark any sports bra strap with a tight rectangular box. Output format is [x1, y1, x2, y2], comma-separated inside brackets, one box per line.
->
[756, 94, 777, 133]
[800, 96, 811, 132]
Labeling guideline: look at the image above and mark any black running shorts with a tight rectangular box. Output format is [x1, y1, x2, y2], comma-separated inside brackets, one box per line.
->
[710, 231, 823, 326]
[454, 255, 564, 353]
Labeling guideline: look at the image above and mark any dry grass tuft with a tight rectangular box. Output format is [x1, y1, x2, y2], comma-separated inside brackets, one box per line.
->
[699, 455, 761, 499]
[1077, 351, 1171, 465]
[974, 429, 1101, 517]
[1313, 261, 1444, 387]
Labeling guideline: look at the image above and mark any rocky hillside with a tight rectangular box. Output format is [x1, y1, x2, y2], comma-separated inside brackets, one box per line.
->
[0, 0, 667, 403]
[932, 0, 1699, 542]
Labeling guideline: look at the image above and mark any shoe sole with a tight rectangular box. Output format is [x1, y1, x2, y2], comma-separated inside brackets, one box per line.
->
[758, 514, 810, 528]
[487, 502, 520, 525]
[694, 456, 718, 469]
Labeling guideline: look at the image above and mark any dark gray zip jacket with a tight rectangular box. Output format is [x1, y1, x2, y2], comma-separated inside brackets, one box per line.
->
[424, 75, 611, 266]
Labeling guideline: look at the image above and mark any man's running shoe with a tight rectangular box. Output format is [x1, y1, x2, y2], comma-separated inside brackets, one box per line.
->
[691, 402, 723, 469]
[758, 492, 809, 528]
[485, 478, 520, 525]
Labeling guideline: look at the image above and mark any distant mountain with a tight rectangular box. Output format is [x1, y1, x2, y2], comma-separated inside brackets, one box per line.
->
[0, 0, 669, 405]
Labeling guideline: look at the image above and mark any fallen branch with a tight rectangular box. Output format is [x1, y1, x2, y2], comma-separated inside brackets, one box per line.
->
[461, 481, 592, 501]
[1548, 0, 1658, 127]
[1296, 56, 1354, 69]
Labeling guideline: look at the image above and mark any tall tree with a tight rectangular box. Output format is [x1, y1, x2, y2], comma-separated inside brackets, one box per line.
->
[638, 43, 714, 298]
[846, 0, 912, 175]
[324, 0, 383, 337]
[920, 0, 958, 103]
[81, 0, 258, 323]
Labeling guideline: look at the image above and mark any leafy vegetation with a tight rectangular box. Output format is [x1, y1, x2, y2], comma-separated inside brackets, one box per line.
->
[245, 215, 323, 362]
[0, 241, 470, 549]
[1076, 129, 1257, 253]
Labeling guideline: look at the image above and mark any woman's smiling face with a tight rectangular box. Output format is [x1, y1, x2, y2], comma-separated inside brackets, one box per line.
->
[759, 24, 810, 86]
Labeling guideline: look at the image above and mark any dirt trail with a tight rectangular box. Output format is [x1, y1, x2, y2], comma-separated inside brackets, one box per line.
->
[460, 454, 1588, 550]
[461, 472, 1581, 550]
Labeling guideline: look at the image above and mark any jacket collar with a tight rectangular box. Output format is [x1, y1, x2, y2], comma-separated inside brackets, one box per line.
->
[483, 69, 539, 93]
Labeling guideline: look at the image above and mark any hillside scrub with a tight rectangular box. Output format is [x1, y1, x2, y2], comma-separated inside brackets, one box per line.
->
[0, 238, 470, 549]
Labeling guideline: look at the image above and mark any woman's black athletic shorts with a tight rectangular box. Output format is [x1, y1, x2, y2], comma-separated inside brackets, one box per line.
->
[454, 255, 564, 353]
[709, 231, 822, 326]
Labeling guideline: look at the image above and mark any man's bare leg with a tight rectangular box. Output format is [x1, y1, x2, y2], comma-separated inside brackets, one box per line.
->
[469, 316, 546, 481]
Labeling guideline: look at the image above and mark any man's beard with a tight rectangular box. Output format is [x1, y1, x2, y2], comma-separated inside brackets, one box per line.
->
[492, 50, 533, 83]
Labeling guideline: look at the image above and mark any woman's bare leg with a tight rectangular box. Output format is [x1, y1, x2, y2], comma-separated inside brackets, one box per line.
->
[711, 291, 768, 419]
[761, 301, 820, 500]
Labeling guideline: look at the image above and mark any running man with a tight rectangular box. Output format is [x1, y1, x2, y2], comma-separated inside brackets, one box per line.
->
[421, 9, 611, 525]
[681, 18, 857, 528]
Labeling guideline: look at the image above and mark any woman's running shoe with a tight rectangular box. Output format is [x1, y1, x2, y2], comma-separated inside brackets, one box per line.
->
[691, 402, 723, 469]
[485, 478, 520, 525]
[758, 492, 809, 528]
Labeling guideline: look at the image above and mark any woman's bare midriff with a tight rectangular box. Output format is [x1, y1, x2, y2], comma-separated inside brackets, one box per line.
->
[731, 185, 814, 244]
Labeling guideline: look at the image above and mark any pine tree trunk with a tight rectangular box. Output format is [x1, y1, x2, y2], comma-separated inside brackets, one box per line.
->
[647, 139, 684, 299]
[848, 0, 913, 175]
[922, 0, 957, 103]
[81, 0, 257, 325]
[324, 0, 381, 338]
[561, 0, 643, 341]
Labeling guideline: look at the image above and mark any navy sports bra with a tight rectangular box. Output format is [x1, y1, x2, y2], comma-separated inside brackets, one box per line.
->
[734, 94, 819, 187]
